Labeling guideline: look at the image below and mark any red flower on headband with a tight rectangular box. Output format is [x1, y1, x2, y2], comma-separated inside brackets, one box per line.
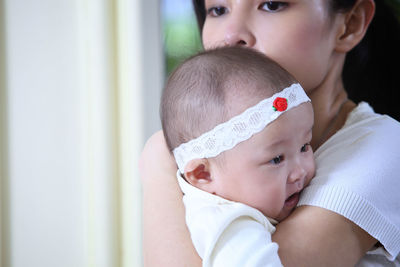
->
[273, 97, 288, 112]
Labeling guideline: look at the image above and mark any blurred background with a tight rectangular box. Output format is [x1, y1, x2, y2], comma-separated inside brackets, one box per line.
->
[163, 0, 201, 75]
[0, 0, 200, 266]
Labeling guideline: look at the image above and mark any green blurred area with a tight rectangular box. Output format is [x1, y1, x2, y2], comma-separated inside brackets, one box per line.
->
[163, 17, 202, 75]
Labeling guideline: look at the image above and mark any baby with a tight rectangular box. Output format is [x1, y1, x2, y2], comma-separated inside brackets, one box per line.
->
[161, 46, 315, 266]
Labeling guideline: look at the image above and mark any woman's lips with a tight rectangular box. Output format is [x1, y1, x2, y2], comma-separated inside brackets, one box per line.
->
[284, 192, 300, 209]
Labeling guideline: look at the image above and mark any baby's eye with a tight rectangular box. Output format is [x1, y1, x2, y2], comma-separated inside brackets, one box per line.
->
[207, 6, 228, 17]
[269, 155, 284, 165]
[259, 1, 288, 12]
[301, 143, 311, 153]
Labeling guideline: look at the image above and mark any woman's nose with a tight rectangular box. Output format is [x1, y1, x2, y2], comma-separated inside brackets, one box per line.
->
[224, 22, 256, 47]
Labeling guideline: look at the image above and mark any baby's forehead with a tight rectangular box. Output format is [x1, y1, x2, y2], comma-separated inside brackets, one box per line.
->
[238, 110, 312, 155]
[224, 88, 275, 118]
[219, 69, 284, 113]
[240, 102, 313, 145]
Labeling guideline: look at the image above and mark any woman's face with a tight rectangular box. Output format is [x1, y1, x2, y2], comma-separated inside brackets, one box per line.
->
[202, 0, 344, 92]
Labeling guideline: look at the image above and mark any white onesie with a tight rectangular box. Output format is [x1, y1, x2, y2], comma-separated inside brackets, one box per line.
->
[178, 174, 283, 267]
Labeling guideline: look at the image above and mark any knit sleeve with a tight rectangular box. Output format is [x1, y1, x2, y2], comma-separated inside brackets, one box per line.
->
[299, 105, 400, 261]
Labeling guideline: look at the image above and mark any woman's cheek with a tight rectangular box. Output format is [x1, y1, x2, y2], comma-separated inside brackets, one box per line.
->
[272, 27, 329, 90]
[287, 13, 332, 88]
[202, 21, 228, 49]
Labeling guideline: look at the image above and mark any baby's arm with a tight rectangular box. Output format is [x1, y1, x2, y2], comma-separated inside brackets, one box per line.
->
[140, 131, 202, 267]
[273, 205, 377, 267]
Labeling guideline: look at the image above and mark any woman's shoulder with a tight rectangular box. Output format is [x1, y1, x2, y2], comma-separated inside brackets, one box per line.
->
[317, 102, 400, 158]
[314, 101, 400, 181]
[312, 101, 400, 183]
[343, 102, 400, 132]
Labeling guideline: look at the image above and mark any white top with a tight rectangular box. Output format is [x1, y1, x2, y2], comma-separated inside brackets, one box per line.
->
[177, 173, 283, 267]
[299, 102, 400, 265]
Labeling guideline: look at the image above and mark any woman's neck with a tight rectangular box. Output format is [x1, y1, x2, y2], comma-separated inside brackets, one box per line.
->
[308, 56, 356, 150]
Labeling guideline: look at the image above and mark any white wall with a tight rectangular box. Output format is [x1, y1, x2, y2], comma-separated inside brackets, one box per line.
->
[0, 0, 162, 266]
[0, 0, 8, 265]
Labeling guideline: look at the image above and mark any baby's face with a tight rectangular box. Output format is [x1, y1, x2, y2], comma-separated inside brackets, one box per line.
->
[211, 102, 315, 221]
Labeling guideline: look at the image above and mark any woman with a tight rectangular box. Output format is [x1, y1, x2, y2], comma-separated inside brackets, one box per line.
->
[140, 0, 400, 266]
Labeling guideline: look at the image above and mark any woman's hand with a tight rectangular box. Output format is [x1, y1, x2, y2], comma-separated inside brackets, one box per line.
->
[140, 131, 202, 267]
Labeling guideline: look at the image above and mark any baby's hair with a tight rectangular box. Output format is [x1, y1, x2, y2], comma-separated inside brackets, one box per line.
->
[161, 46, 297, 152]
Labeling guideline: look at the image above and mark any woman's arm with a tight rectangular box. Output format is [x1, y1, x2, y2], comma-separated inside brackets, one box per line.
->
[272, 205, 377, 267]
[140, 131, 202, 267]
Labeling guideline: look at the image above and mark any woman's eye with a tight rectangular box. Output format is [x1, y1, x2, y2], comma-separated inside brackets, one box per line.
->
[207, 6, 228, 17]
[269, 155, 284, 165]
[301, 143, 310, 153]
[259, 1, 288, 12]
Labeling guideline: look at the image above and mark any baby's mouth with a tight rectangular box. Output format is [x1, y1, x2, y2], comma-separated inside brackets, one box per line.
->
[284, 192, 300, 208]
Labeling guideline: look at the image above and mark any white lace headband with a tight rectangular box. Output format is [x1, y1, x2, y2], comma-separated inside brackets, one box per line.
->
[173, 83, 310, 174]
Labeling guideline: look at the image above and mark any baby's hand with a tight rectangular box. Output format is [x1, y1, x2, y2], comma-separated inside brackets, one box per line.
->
[139, 130, 177, 183]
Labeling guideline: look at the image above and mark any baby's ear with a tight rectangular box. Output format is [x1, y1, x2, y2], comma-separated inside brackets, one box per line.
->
[184, 159, 215, 193]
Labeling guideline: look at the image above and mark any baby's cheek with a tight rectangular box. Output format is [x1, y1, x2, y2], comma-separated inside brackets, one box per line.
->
[305, 156, 317, 185]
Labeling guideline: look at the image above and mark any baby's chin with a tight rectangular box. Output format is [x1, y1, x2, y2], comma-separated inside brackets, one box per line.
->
[275, 209, 292, 222]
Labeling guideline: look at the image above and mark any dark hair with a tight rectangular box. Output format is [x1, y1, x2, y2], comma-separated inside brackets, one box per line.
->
[161, 46, 296, 151]
[192, 0, 400, 121]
